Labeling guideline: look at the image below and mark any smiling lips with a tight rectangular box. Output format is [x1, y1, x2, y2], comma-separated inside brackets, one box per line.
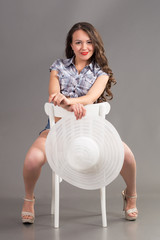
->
[81, 52, 88, 55]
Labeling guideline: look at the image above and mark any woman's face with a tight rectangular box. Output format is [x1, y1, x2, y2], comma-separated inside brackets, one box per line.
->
[71, 29, 94, 64]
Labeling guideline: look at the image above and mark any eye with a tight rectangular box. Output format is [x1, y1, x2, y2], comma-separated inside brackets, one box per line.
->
[75, 41, 81, 45]
[87, 40, 92, 44]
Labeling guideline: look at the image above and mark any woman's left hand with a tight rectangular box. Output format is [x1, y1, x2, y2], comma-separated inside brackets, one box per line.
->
[67, 103, 86, 120]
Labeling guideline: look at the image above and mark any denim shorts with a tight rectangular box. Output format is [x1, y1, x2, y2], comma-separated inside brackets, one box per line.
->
[39, 119, 50, 135]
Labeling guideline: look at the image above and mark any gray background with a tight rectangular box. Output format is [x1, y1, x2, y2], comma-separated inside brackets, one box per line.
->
[0, 0, 160, 239]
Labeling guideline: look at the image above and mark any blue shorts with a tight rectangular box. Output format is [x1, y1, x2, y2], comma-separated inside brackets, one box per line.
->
[39, 119, 50, 135]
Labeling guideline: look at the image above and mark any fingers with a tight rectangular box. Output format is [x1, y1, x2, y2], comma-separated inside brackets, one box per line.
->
[72, 103, 86, 120]
[54, 93, 65, 106]
[48, 95, 86, 120]
[49, 93, 69, 106]
[48, 93, 56, 103]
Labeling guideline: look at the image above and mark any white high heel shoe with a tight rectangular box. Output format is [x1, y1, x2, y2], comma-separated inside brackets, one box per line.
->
[122, 190, 138, 221]
[21, 197, 35, 224]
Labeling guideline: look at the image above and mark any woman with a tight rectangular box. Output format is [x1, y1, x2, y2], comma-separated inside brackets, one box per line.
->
[21, 22, 138, 224]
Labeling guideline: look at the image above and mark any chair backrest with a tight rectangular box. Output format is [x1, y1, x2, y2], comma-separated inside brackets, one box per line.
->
[44, 102, 111, 128]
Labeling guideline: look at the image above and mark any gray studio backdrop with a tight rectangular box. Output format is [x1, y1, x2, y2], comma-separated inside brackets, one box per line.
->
[0, 0, 159, 200]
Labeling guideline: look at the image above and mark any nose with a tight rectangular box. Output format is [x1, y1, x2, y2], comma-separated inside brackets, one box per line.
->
[82, 42, 87, 50]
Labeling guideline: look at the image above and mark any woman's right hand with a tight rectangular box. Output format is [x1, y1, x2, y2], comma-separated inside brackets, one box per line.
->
[48, 93, 70, 106]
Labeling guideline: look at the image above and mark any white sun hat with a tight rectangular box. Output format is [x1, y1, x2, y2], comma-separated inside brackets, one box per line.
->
[45, 116, 124, 190]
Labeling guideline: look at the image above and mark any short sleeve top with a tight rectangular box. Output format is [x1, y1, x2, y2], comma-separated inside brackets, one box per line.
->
[49, 57, 108, 98]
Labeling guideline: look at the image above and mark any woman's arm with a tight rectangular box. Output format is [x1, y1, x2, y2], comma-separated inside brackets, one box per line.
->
[48, 70, 61, 102]
[48, 71, 109, 119]
[48, 70, 71, 106]
[67, 74, 109, 105]
[49, 70, 109, 105]
[48, 70, 86, 119]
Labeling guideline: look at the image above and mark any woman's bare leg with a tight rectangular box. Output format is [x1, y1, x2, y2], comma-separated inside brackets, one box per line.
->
[22, 130, 49, 220]
[120, 142, 138, 218]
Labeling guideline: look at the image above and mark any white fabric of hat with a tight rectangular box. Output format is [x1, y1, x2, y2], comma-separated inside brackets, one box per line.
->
[67, 136, 100, 173]
[46, 116, 124, 190]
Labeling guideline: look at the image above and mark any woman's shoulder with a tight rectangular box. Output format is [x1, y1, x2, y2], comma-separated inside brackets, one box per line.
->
[50, 58, 64, 67]
[92, 62, 108, 77]
[50, 58, 72, 71]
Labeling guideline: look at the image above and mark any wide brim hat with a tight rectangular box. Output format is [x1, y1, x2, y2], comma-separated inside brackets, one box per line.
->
[45, 116, 124, 190]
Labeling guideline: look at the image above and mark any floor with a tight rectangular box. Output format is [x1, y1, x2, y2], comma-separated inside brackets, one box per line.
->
[0, 184, 159, 240]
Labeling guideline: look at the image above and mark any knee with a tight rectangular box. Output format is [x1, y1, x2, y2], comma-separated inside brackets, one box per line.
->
[123, 143, 136, 167]
[24, 148, 46, 171]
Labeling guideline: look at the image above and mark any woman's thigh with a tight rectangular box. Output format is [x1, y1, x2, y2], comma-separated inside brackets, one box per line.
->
[25, 130, 49, 167]
[123, 141, 135, 162]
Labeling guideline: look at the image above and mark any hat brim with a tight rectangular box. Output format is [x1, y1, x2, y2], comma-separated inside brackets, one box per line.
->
[46, 116, 124, 190]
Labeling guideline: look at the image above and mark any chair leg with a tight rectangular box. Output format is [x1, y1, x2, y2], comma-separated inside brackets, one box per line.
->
[100, 187, 107, 227]
[51, 171, 55, 215]
[54, 174, 60, 228]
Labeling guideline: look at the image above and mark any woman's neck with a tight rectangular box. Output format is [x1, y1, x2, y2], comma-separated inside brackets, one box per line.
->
[74, 57, 91, 73]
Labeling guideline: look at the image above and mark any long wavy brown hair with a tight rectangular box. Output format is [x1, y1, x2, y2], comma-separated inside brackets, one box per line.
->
[65, 22, 116, 101]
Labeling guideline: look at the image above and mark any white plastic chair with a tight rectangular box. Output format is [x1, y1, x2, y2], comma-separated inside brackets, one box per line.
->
[44, 102, 111, 228]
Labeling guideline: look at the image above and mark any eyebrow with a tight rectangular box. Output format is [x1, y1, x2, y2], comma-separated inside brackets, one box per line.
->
[74, 39, 91, 42]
